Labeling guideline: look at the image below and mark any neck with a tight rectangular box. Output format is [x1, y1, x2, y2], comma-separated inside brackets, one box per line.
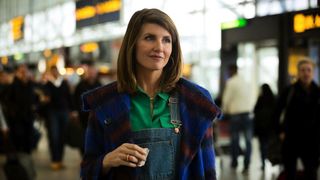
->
[137, 71, 162, 98]
[301, 82, 311, 90]
[298, 79, 312, 92]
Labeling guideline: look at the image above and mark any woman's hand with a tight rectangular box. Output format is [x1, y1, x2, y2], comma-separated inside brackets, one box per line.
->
[102, 143, 149, 173]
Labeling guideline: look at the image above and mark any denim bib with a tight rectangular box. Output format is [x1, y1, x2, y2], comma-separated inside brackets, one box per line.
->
[131, 128, 181, 180]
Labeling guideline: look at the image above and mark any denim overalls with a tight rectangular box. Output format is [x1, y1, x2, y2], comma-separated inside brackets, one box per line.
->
[112, 93, 181, 180]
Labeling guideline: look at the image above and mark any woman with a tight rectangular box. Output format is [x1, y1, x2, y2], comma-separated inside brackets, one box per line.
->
[80, 8, 221, 180]
[253, 83, 275, 170]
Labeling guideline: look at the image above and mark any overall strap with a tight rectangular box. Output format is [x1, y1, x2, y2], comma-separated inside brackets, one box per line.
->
[169, 92, 182, 133]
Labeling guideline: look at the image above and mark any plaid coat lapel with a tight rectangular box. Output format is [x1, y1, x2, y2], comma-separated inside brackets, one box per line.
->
[177, 78, 221, 179]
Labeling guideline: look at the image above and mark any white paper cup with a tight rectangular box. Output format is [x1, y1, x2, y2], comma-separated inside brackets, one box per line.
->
[137, 148, 149, 167]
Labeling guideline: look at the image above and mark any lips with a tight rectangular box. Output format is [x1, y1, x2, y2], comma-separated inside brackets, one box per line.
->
[149, 55, 163, 60]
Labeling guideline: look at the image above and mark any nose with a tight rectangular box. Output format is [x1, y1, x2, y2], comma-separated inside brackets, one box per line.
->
[153, 39, 163, 52]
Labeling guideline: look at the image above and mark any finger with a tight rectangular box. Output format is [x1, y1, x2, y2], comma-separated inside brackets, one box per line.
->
[125, 144, 147, 155]
[122, 144, 149, 162]
[121, 154, 137, 167]
[126, 154, 139, 163]
[124, 161, 138, 168]
[130, 150, 147, 161]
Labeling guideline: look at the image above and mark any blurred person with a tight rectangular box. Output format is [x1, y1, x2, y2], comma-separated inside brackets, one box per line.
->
[73, 63, 102, 155]
[0, 67, 14, 137]
[45, 66, 75, 170]
[0, 69, 11, 153]
[0, 67, 14, 93]
[33, 72, 51, 121]
[253, 83, 276, 170]
[222, 64, 253, 174]
[5, 64, 37, 152]
[80, 8, 222, 180]
[4, 64, 37, 179]
[274, 57, 320, 180]
[0, 68, 13, 130]
[0, 68, 13, 135]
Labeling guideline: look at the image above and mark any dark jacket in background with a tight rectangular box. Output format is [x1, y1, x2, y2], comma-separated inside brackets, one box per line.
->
[275, 81, 320, 143]
[73, 79, 101, 129]
[253, 87, 276, 136]
[5, 77, 37, 153]
[45, 80, 74, 111]
[274, 80, 320, 180]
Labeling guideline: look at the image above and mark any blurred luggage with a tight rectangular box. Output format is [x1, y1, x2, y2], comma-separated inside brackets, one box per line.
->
[267, 134, 282, 165]
[65, 120, 83, 149]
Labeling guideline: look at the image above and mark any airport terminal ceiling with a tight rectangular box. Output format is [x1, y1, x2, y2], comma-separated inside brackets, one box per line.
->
[0, 0, 318, 55]
[0, 0, 318, 96]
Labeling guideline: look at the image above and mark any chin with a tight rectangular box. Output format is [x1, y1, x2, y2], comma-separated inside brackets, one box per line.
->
[148, 65, 166, 71]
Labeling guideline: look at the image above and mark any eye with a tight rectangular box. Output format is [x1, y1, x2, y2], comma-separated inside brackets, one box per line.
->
[144, 35, 155, 41]
[163, 37, 171, 43]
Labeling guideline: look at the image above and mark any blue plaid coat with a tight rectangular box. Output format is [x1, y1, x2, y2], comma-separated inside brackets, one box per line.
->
[80, 78, 221, 180]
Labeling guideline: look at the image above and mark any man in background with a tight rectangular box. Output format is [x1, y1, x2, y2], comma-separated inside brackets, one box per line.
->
[275, 57, 320, 180]
[73, 62, 101, 155]
[222, 64, 253, 174]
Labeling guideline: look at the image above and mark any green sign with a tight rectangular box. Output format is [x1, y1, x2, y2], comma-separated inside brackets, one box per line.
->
[221, 18, 247, 30]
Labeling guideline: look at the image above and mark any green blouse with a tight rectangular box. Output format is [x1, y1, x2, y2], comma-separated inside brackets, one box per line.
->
[130, 87, 174, 131]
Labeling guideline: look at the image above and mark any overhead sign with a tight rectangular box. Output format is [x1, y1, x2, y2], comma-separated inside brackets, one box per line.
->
[294, 13, 320, 33]
[221, 18, 247, 30]
[76, 0, 121, 29]
[80, 42, 98, 53]
[10, 16, 24, 42]
[1, 56, 8, 65]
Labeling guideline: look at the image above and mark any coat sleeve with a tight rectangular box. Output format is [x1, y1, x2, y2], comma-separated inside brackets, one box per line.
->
[201, 122, 217, 180]
[199, 90, 218, 180]
[80, 111, 109, 180]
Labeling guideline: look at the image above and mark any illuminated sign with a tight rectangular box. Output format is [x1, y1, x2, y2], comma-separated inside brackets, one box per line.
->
[76, 0, 121, 29]
[1, 56, 8, 65]
[76, 6, 96, 21]
[96, 0, 121, 15]
[10, 16, 24, 42]
[294, 13, 320, 33]
[221, 18, 247, 30]
[80, 42, 98, 53]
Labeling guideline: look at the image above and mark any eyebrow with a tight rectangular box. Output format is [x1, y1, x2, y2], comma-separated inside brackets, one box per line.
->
[143, 32, 171, 38]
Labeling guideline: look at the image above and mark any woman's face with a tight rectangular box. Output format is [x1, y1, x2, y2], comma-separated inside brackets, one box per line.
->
[135, 23, 172, 74]
[298, 62, 314, 86]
